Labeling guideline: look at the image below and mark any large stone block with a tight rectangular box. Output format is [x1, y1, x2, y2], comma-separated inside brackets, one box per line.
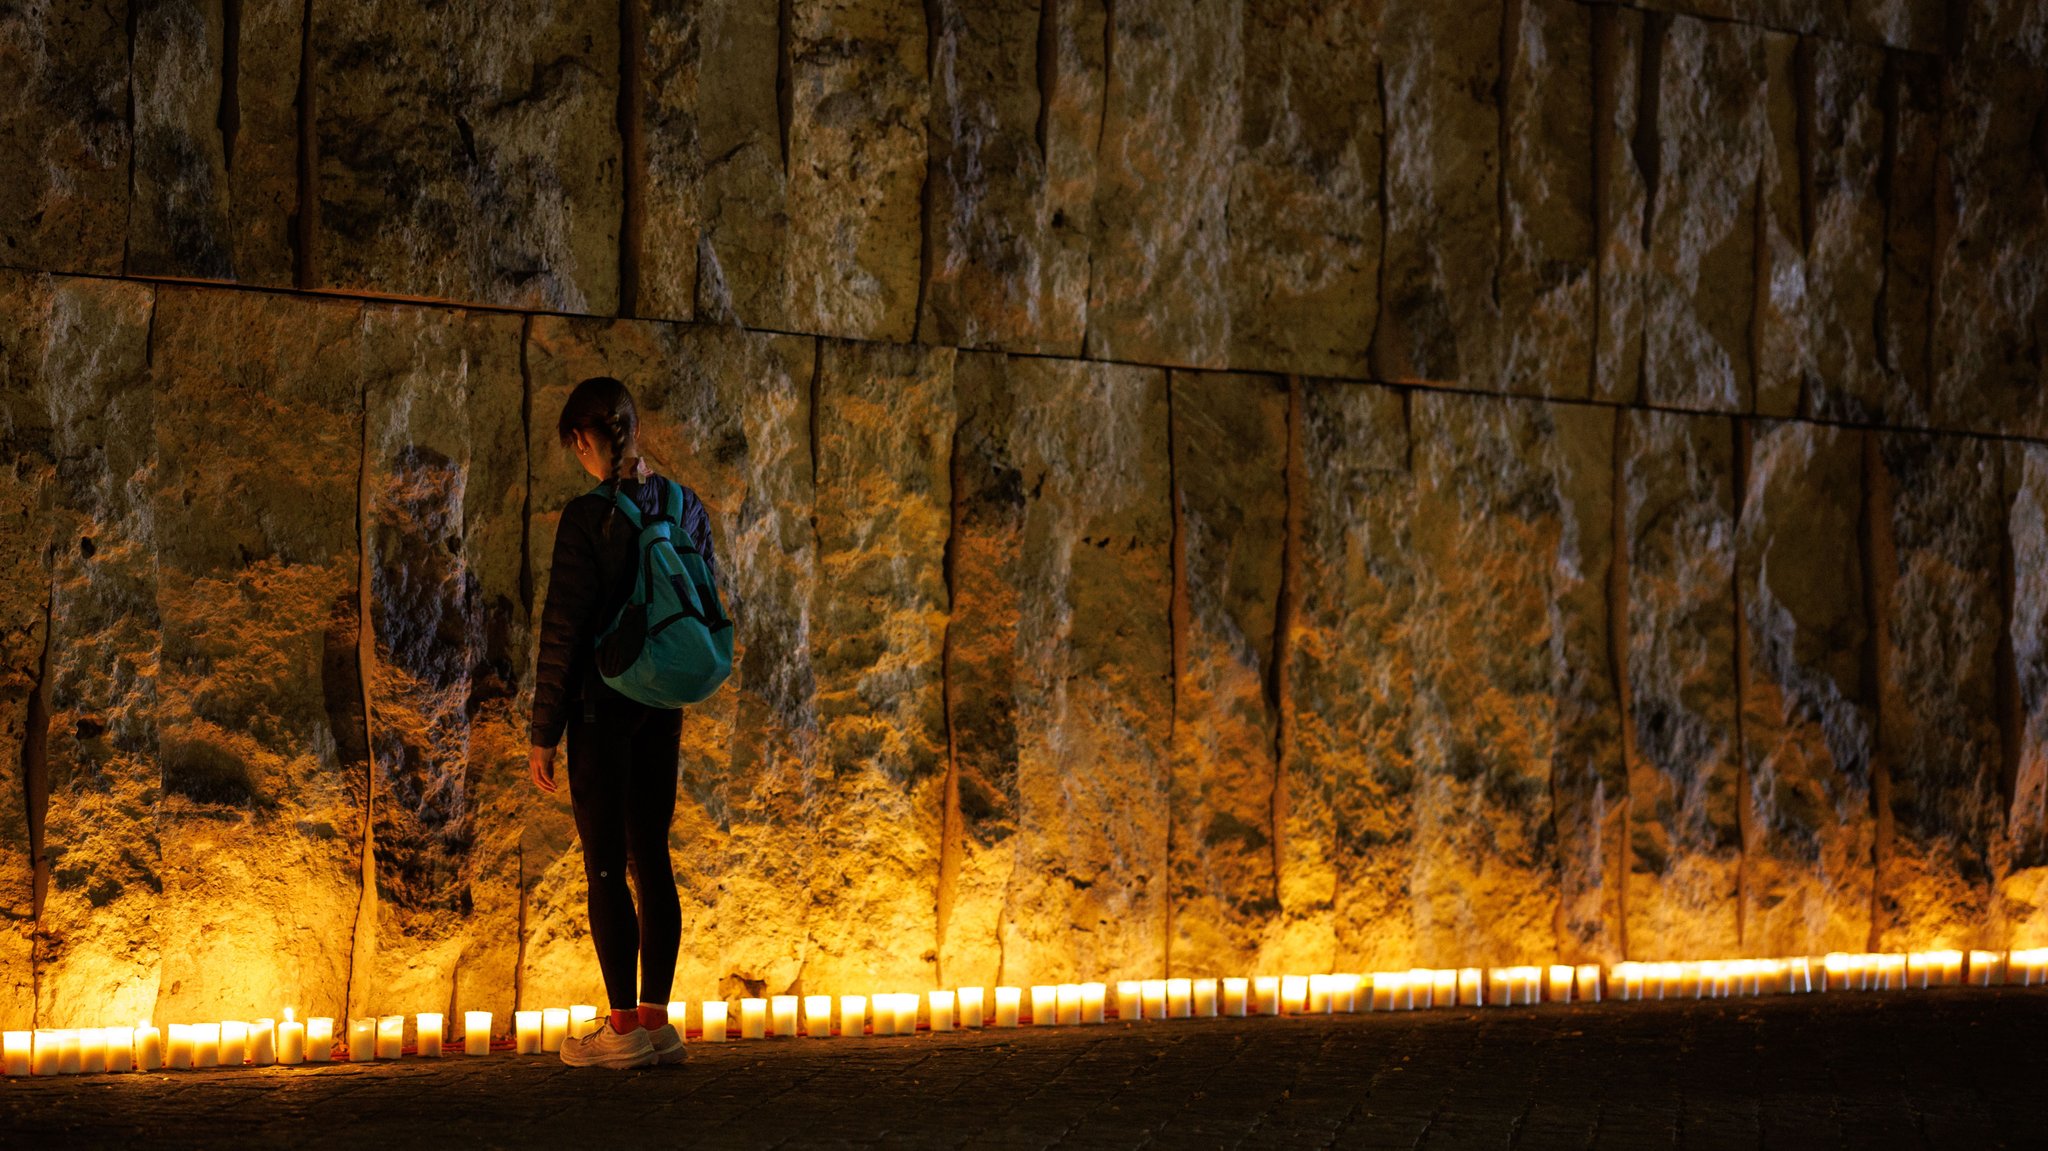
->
[0, 0, 129, 274]
[150, 286, 367, 1022]
[28, 277, 160, 1030]
[1622, 411, 1740, 959]
[918, 0, 1101, 356]
[805, 341, 953, 992]
[128, 0, 301, 284]
[681, 0, 784, 327]
[1953, 0, 2048, 67]
[1084, 0, 1241, 368]
[1227, 0, 1381, 379]
[315, 0, 620, 312]
[1999, 443, 2048, 945]
[941, 356, 1171, 986]
[1933, 59, 2048, 440]
[522, 315, 818, 1005]
[1738, 422, 1876, 956]
[1872, 432, 2006, 951]
[1407, 392, 1614, 966]
[354, 306, 526, 1023]
[1167, 371, 1287, 976]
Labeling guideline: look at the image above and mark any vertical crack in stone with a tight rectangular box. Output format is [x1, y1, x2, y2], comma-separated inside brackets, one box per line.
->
[292, 0, 318, 290]
[806, 339, 823, 503]
[513, 842, 526, 1010]
[122, 0, 138, 273]
[1494, 0, 1521, 312]
[22, 566, 54, 1002]
[344, 332, 378, 1021]
[1590, 6, 1613, 397]
[1095, 0, 1115, 157]
[1369, 61, 1390, 372]
[1874, 50, 1900, 376]
[1035, 0, 1057, 161]
[617, 0, 647, 319]
[935, 361, 966, 989]
[518, 315, 534, 617]
[1266, 376, 1303, 929]
[1749, 175, 1768, 415]
[219, 0, 243, 176]
[911, 0, 941, 344]
[1632, 12, 1665, 253]
[1997, 448, 2023, 817]
[1792, 37, 1816, 258]
[776, 0, 795, 179]
[1607, 409, 1632, 959]
[1731, 416, 1752, 950]
[1163, 369, 1184, 976]
[1860, 430, 1895, 953]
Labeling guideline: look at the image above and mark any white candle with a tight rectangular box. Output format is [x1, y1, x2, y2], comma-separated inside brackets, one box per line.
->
[219, 1021, 246, 1067]
[540, 1007, 568, 1051]
[1253, 977, 1280, 1015]
[3, 1031, 29, 1076]
[1368, 974, 1395, 1012]
[31, 1030, 61, 1075]
[78, 1028, 106, 1074]
[416, 1013, 442, 1058]
[1547, 965, 1574, 1003]
[1279, 975, 1308, 1014]
[805, 996, 835, 1037]
[568, 1004, 598, 1040]
[248, 1019, 275, 1066]
[1057, 983, 1083, 1026]
[1408, 969, 1435, 1009]
[1455, 968, 1480, 1007]
[1306, 975, 1332, 1015]
[957, 987, 984, 1029]
[191, 1024, 218, 1068]
[895, 994, 920, 1035]
[928, 990, 955, 1032]
[103, 1025, 134, 1073]
[307, 1017, 334, 1062]
[1222, 978, 1249, 1016]
[1115, 981, 1141, 1021]
[1193, 979, 1219, 1017]
[373, 1015, 402, 1060]
[347, 1018, 376, 1062]
[463, 1011, 491, 1055]
[699, 1001, 728, 1042]
[276, 1013, 304, 1065]
[1331, 974, 1358, 1014]
[53, 1030, 78, 1075]
[993, 987, 1021, 1028]
[1970, 950, 2003, 986]
[835, 996, 863, 1038]
[739, 998, 767, 1040]
[1677, 963, 1701, 999]
[1166, 978, 1193, 1018]
[766, 996, 797, 1038]
[1575, 965, 1602, 1002]
[1081, 982, 1107, 1023]
[1139, 980, 1165, 1020]
[515, 1011, 542, 1054]
[1029, 985, 1057, 1026]
[135, 1021, 162, 1071]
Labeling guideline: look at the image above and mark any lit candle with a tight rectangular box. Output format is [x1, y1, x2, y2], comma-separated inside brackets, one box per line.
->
[1253, 977, 1280, 1015]
[77, 1029, 105, 1075]
[993, 987, 1021, 1028]
[219, 1021, 246, 1067]
[371, 1015, 401, 1060]
[1969, 950, 2003, 987]
[307, 1017, 334, 1062]
[1619, 963, 1643, 1001]
[276, 1011, 304, 1065]
[1676, 963, 1701, 999]
[1700, 961, 1724, 999]
[1934, 950, 1963, 987]
[739, 998, 767, 1040]
[1407, 969, 1435, 1009]
[1453, 968, 1478, 1007]
[1431, 970, 1456, 1009]
[347, 1018, 376, 1062]
[957, 987, 984, 1029]
[1330, 974, 1358, 1014]
[135, 1020, 162, 1071]
[770, 996, 799, 1038]
[1575, 964, 1602, 1003]
[1057, 984, 1082, 1026]
[805, 996, 834, 1037]
[104, 1025, 134, 1073]
[699, 1001, 728, 1042]
[1116, 981, 1141, 1021]
[568, 1004, 598, 1040]
[895, 994, 920, 1035]
[835, 996, 863, 1038]
[248, 1019, 275, 1066]
[1368, 974, 1395, 1012]
[1030, 985, 1057, 1026]
[1161, 978, 1189, 1018]
[870, 996, 895, 1038]
[1193, 979, 1219, 1017]
[1882, 954, 1907, 990]
[1486, 968, 1509, 1007]
[416, 1013, 442, 1058]
[31, 1030, 61, 1075]
[1141, 979, 1168, 1019]
[539, 1007, 568, 1052]
[928, 990, 955, 1032]
[1306, 976, 1331, 1015]
[1081, 982, 1107, 1023]
[191, 1024, 219, 1068]
[515, 1011, 542, 1054]
[1280, 975, 1308, 1014]
[463, 1011, 491, 1055]
[3, 1031, 29, 1076]
[1222, 977, 1249, 1017]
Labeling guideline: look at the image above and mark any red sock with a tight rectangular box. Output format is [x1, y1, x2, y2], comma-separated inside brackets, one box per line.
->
[610, 1008, 641, 1034]
[638, 1003, 668, 1031]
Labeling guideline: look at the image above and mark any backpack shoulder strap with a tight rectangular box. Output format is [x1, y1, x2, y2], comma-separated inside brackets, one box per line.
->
[591, 481, 648, 530]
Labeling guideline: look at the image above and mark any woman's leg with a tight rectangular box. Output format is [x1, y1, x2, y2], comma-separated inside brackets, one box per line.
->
[567, 703, 647, 1011]
[624, 705, 683, 1006]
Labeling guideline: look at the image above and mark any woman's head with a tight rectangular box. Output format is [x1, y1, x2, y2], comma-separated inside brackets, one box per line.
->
[556, 376, 641, 484]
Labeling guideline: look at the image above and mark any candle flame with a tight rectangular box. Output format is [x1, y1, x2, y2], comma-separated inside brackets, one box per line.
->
[283, 1007, 295, 1023]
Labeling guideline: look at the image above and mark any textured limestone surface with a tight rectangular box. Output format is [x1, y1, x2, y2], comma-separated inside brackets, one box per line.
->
[919, 0, 1101, 356]
[805, 340, 953, 993]
[0, 0, 129, 274]
[149, 286, 368, 1024]
[355, 306, 527, 1024]
[28, 276, 160, 1031]
[677, 0, 784, 327]
[2005, 443, 2048, 945]
[314, 0, 620, 312]
[1167, 371, 1288, 977]
[522, 314, 819, 1006]
[1084, 0, 1241, 368]
[943, 355, 1172, 987]
[1632, 0, 1944, 52]
[1873, 433, 2006, 952]
[1933, 59, 2048, 440]
[1738, 422, 1875, 957]
[1622, 411, 1740, 959]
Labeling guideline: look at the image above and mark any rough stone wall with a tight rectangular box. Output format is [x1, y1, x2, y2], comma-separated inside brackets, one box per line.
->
[3, 0, 2047, 1029]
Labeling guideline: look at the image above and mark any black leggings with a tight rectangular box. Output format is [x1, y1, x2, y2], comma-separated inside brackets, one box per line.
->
[566, 695, 684, 1011]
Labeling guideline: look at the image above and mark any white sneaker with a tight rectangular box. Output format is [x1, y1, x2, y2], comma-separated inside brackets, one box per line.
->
[649, 1022, 688, 1065]
[560, 1021, 657, 1069]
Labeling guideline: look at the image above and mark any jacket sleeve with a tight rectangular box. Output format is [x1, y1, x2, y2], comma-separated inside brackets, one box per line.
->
[682, 490, 720, 591]
[529, 504, 600, 749]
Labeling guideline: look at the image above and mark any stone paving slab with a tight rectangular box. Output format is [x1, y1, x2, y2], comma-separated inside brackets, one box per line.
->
[3, 992, 2046, 1149]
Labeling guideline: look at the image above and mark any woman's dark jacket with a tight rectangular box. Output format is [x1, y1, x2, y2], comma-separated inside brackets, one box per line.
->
[528, 474, 718, 749]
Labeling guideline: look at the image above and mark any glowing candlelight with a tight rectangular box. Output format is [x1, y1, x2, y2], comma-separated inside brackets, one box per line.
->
[70, 1029, 100, 1075]
[739, 998, 767, 1040]
[347, 1018, 376, 1062]
[1676, 963, 1701, 999]
[805, 996, 834, 1037]
[136, 1020, 163, 1071]
[957, 987, 984, 1029]
[248, 1019, 275, 1066]
[1457, 968, 1482, 1007]
[1279, 974, 1309, 1014]
[515, 1011, 542, 1054]
[1969, 950, 2004, 986]
[276, 1011, 304, 1065]
[1253, 976, 1280, 1015]
[699, 1001, 728, 1041]
[416, 1013, 442, 1058]
[1193, 978, 1219, 1017]
[1030, 985, 1057, 1026]
[1082, 982, 1108, 1023]
[1430, 970, 1456, 1008]
[1222, 977, 1249, 1017]
[835, 996, 864, 1038]
[102, 1025, 134, 1073]
[1140, 979, 1166, 1020]
[1574, 964, 1601, 1003]
[1057, 984, 1082, 1026]
[1330, 974, 1359, 1013]
[770, 996, 799, 1038]
[1368, 974, 1394, 1012]
[1407, 969, 1435, 1009]
[1116, 981, 1141, 1020]
[869, 996, 894, 1037]
[307, 1017, 334, 1062]
[463, 1011, 491, 1055]
[1163, 978, 1190, 1018]
[219, 1021, 247, 1067]
[568, 1004, 598, 1040]
[928, 990, 955, 1032]
[1547, 964, 1574, 1003]
[1305, 975, 1331, 1015]
[189, 1024, 218, 1068]
[373, 1015, 403, 1060]
[538, 1007, 567, 1051]
[31, 1030, 61, 1075]
[993, 987, 1021, 1028]
[2, 1031, 27, 1076]
[897, 994, 921, 1034]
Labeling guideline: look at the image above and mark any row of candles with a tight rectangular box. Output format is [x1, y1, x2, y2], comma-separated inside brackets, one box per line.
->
[9, 947, 2045, 1076]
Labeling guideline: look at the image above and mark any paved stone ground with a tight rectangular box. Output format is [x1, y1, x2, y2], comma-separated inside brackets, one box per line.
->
[4, 990, 2045, 1149]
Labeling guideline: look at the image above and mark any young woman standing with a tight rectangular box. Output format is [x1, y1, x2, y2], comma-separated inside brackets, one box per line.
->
[529, 376, 718, 1069]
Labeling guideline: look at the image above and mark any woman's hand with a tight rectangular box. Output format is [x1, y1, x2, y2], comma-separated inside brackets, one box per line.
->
[529, 744, 559, 795]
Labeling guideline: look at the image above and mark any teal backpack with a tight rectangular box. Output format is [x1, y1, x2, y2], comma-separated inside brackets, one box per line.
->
[591, 478, 733, 707]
